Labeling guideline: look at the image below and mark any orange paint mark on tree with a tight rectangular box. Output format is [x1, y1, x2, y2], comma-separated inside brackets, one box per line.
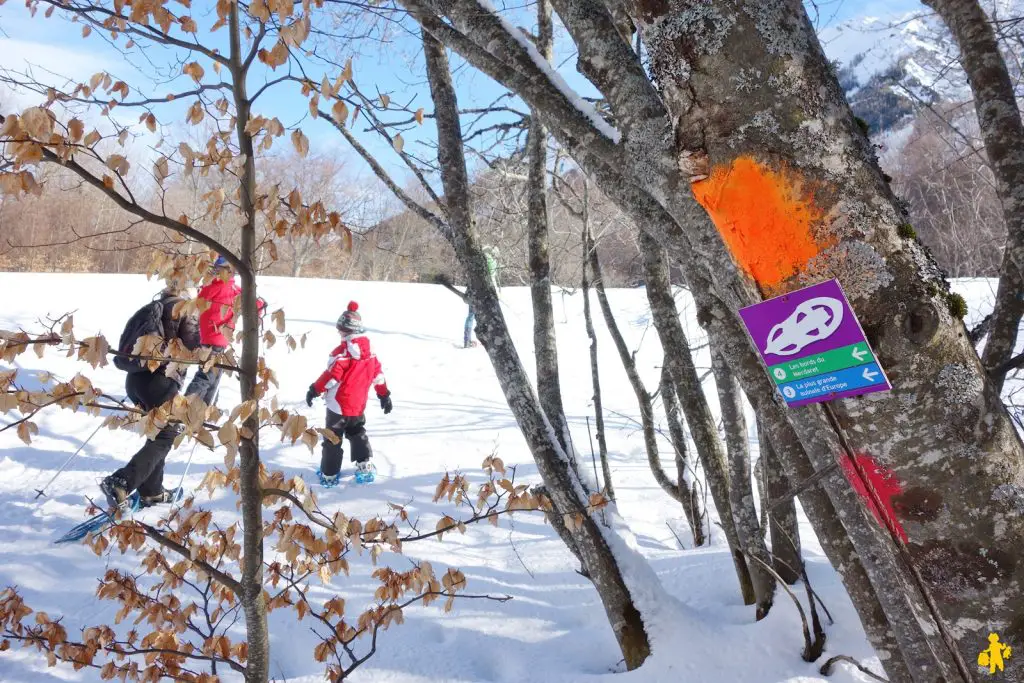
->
[691, 156, 828, 289]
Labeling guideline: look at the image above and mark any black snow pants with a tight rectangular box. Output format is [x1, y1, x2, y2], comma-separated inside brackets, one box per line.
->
[113, 372, 182, 496]
[320, 410, 372, 477]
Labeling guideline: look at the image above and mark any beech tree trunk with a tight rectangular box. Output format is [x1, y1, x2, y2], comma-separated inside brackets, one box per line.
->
[228, 6, 270, 680]
[526, 0, 571, 451]
[588, 232, 679, 502]
[710, 348, 775, 619]
[922, 0, 1024, 393]
[582, 218, 614, 498]
[420, 30, 651, 669]
[754, 453, 769, 539]
[636, 229, 757, 607]
[660, 364, 706, 546]
[756, 418, 801, 585]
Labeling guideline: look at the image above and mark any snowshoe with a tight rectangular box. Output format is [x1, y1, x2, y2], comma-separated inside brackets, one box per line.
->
[354, 462, 376, 484]
[54, 492, 141, 545]
[317, 469, 341, 488]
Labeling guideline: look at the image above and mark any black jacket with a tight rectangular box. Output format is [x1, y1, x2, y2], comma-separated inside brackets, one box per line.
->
[158, 292, 201, 385]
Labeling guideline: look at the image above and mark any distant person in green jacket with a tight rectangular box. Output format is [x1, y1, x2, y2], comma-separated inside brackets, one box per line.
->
[464, 246, 500, 348]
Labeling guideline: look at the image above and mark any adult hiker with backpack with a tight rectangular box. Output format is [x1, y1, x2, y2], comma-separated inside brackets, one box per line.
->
[102, 284, 201, 510]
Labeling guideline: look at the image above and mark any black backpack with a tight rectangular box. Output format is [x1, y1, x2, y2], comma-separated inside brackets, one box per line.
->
[113, 299, 171, 374]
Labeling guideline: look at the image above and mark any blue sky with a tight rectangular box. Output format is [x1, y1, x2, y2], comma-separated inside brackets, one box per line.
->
[814, 0, 920, 26]
[0, 0, 924, 202]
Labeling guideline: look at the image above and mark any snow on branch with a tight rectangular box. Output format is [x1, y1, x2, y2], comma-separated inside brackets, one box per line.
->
[472, 0, 621, 144]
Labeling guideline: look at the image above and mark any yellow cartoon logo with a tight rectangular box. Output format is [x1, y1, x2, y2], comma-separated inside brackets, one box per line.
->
[978, 633, 1012, 674]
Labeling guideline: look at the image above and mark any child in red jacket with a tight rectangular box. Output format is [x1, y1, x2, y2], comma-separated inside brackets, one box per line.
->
[186, 255, 265, 405]
[305, 301, 392, 486]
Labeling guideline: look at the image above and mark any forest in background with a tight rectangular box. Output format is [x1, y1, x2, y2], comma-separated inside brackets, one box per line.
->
[0, 99, 1008, 286]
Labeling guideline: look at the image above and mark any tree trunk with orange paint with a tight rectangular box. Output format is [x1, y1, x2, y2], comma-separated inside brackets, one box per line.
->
[628, 1, 1024, 678]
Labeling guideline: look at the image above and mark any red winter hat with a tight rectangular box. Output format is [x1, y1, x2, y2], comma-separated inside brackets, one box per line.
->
[336, 301, 364, 334]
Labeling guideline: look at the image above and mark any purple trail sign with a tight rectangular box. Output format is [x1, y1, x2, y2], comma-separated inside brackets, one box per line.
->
[738, 279, 891, 407]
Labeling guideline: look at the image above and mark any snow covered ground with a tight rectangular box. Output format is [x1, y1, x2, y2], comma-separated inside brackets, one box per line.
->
[0, 273, 1001, 683]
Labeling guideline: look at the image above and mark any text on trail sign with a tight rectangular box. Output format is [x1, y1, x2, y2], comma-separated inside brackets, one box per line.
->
[738, 279, 891, 407]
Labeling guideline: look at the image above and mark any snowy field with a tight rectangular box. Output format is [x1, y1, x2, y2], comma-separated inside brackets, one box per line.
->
[0, 273, 1004, 683]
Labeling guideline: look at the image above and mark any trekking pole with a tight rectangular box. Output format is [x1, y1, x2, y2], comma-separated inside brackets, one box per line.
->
[34, 419, 107, 500]
[169, 440, 200, 515]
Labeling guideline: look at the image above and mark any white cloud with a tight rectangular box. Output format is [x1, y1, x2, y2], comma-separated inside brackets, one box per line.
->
[0, 37, 114, 111]
[0, 37, 111, 82]
[0, 36, 167, 183]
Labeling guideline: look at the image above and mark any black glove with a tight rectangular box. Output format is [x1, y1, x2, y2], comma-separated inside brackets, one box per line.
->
[379, 392, 393, 415]
[306, 385, 318, 407]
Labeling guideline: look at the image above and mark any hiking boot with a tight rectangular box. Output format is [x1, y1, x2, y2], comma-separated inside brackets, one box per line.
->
[317, 469, 340, 488]
[100, 474, 130, 510]
[139, 488, 181, 508]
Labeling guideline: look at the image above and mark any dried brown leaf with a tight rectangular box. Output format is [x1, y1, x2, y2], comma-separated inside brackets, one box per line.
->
[290, 129, 309, 158]
[154, 157, 169, 185]
[22, 108, 54, 139]
[67, 118, 84, 142]
[331, 99, 348, 126]
[195, 428, 214, 449]
[186, 100, 205, 125]
[16, 421, 38, 445]
[183, 61, 205, 84]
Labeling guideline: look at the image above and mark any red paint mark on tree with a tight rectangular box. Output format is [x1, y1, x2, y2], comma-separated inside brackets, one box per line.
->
[840, 453, 909, 542]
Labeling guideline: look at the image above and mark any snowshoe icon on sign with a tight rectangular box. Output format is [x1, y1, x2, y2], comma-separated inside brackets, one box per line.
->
[765, 297, 844, 357]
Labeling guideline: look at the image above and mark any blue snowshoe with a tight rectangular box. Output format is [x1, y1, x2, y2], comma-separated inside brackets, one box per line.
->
[54, 492, 141, 545]
[317, 469, 341, 488]
[354, 462, 376, 485]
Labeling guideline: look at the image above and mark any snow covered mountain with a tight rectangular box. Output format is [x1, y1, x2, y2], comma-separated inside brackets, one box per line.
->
[817, 1, 1022, 133]
[818, 11, 967, 132]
